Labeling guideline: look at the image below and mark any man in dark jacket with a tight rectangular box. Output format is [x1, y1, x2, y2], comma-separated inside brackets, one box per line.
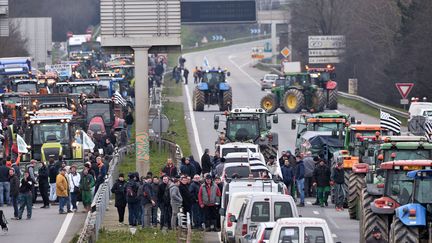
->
[281, 159, 294, 196]
[18, 171, 34, 220]
[161, 158, 178, 178]
[189, 174, 202, 229]
[331, 161, 346, 211]
[111, 173, 127, 224]
[0, 161, 10, 207]
[126, 173, 140, 226]
[151, 176, 160, 226]
[139, 176, 154, 228]
[295, 155, 305, 207]
[103, 138, 115, 156]
[180, 157, 196, 178]
[9, 169, 19, 219]
[38, 161, 50, 208]
[158, 175, 171, 230]
[313, 159, 331, 207]
[48, 158, 58, 203]
[201, 149, 212, 175]
[179, 176, 192, 214]
[189, 155, 202, 176]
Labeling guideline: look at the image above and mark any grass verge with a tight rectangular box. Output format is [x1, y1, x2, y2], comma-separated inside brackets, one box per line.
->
[97, 227, 204, 243]
[162, 75, 183, 97]
[162, 101, 192, 157]
[339, 96, 407, 126]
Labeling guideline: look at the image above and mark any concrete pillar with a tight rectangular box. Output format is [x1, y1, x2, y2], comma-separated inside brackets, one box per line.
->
[271, 22, 277, 63]
[133, 47, 150, 176]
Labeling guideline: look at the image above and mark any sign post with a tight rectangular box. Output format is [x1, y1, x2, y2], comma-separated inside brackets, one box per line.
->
[395, 83, 414, 109]
[307, 35, 345, 64]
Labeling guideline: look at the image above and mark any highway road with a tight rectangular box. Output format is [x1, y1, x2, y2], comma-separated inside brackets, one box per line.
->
[182, 40, 380, 243]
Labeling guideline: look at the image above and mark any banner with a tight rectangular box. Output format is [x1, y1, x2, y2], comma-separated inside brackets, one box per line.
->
[16, 134, 28, 153]
[82, 132, 95, 151]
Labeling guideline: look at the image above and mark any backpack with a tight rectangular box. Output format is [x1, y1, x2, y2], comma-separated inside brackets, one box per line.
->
[126, 182, 137, 202]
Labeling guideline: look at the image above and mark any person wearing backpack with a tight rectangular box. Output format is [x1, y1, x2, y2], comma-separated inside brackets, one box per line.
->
[138, 176, 154, 228]
[126, 173, 139, 226]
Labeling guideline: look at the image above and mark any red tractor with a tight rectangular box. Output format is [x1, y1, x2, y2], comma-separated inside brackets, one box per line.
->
[306, 64, 338, 109]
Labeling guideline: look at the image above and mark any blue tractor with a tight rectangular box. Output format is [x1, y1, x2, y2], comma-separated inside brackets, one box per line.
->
[192, 69, 232, 111]
[389, 169, 432, 242]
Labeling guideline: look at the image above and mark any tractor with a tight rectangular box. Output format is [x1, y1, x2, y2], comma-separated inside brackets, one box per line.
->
[213, 107, 278, 160]
[306, 64, 338, 109]
[260, 73, 325, 113]
[192, 69, 232, 111]
[359, 160, 432, 242]
[389, 169, 432, 242]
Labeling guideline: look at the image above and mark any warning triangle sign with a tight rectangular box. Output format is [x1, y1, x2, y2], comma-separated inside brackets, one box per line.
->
[395, 83, 414, 99]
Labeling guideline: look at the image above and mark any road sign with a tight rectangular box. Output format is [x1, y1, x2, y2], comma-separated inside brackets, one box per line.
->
[308, 49, 345, 57]
[152, 114, 170, 133]
[308, 35, 346, 49]
[264, 42, 271, 52]
[280, 47, 290, 58]
[281, 61, 301, 74]
[400, 99, 409, 105]
[395, 83, 414, 99]
[308, 57, 340, 64]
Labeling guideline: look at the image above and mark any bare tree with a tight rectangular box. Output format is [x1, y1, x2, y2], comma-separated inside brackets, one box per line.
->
[0, 22, 29, 57]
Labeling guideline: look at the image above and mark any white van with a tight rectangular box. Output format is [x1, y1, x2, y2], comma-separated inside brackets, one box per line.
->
[408, 102, 432, 121]
[268, 218, 338, 243]
[231, 194, 298, 242]
[221, 192, 269, 243]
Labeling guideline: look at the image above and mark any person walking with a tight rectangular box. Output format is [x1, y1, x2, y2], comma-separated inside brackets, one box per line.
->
[139, 176, 154, 228]
[295, 155, 305, 207]
[38, 161, 50, 208]
[48, 158, 58, 203]
[201, 149, 212, 175]
[281, 159, 294, 196]
[189, 174, 203, 229]
[331, 161, 346, 211]
[0, 161, 10, 207]
[68, 165, 81, 212]
[303, 152, 316, 197]
[169, 178, 183, 230]
[198, 174, 221, 231]
[9, 169, 19, 219]
[189, 155, 202, 176]
[95, 157, 107, 193]
[180, 157, 196, 178]
[158, 175, 172, 230]
[27, 160, 37, 203]
[161, 158, 178, 178]
[56, 168, 70, 214]
[126, 173, 140, 226]
[111, 173, 127, 225]
[18, 171, 34, 220]
[80, 168, 94, 213]
[125, 110, 134, 138]
[183, 68, 189, 85]
[179, 176, 192, 214]
[313, 159, 331, 207]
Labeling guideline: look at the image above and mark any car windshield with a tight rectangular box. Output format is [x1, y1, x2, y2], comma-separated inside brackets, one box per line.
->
[264, 75, 278, 81]
[278, 227, 299, 243]
[32, 122, 70, 145]
[224, 166, 250, 178]
[251, 201, 270, 222]
[17, 83, 37, 93]
[385, 170, 413, 205]
[308, 122, 344, 132]
[72, 85, 96, 95]
[86, 103, 112, 124]
[415, 178, 432, 203]
[221, 147, 257, 157]
[226, 120, 260, 141]
[286, 74, 309, 85]
[423, 110, 432, 117]
[305, 227, 326, 243]
[274, 202, 293, 220]
[383, 149, 431, 161]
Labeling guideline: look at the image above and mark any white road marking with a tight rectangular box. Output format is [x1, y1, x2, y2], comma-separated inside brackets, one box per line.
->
[228, 55, 261, 87]
[184, 86, 204, 156]
[218, 232, 222, 242]
[240, 60, 252, 68]
[313, 210, 319, 215]
[53, 211, 75, 243]
[332, 233, 338, 238]
[326, 213, 341, 229]
[334, 109, 341, 114]
[306, 201, 312, 205]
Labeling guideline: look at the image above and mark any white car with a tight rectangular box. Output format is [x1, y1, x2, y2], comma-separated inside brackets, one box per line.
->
[408, 101, 432, 121]
[260, 74, 279, 90]
[242, 222, 275, 243]
[268, 218, 339, 243]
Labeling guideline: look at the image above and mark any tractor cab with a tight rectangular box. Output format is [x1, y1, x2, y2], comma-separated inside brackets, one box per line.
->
[96, 77, 124, 98]
[110, 65, 135, 81]
[192, 69, 232, 111]
[11, 79, 39, 94]
[305, 65, 338, 109]
[201, 69, 229, 90]
[376, 137, 432, 163]
[56, 80, 99, 96]
[84, 98, 115, 138]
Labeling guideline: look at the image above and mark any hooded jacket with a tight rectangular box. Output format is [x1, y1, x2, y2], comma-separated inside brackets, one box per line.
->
[169, 183, 183, 207]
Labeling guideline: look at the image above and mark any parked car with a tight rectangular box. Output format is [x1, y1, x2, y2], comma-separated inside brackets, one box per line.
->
[268, 217, 339, 243]
[231, 194, 298, 242]
[242, 222, 275, 243]
[260, 74, 279, 91]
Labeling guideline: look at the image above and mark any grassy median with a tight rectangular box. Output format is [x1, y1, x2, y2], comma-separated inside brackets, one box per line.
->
[97, 228, 204, 243]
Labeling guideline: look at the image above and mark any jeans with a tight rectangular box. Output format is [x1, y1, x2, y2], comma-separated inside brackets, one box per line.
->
[203, 206, 218, 229]
[151, 205, 158, 226]
[71, 192, 78, 210]
[296, 178, 305, 204]
[141, 204, 152, 228]
[334, 183, 346, 208]
[0, 181, 10, 206]
[191, 203, 203, 228]
[11, 195, 19, 218]
[171, 204, 180, 229]
[128, 202, 140, 226]
[18, 193, 32, 219]
[58, 196, 68, 213]
[49, 183, 57, 201]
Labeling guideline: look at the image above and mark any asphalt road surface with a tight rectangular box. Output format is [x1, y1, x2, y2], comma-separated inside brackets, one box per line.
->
[181, 40, 380, 243]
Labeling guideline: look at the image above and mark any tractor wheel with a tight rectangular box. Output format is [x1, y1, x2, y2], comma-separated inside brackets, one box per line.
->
[343, 169, 351, 208]
[347, 172, 365, 219]
[360, 188, 389, 243]
[260, 93, 279, 113]
[311, 89, 325, 112]
[282, 89, 304, 113]
[389, 217, 419, 243]
[192, 88, 205, 111]
[327, 88, 338, 110]
[220, 88, 232, 111]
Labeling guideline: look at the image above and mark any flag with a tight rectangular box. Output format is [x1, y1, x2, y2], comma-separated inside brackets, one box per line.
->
[16, 134, 28, 153]
[83, 132, 95, 151]
[114, 91, 127, 107]
[380, 110, 401, 134]
[0, 101, 3, 114]
[203, 56, 210, 68]
[425, 120, 432, 142]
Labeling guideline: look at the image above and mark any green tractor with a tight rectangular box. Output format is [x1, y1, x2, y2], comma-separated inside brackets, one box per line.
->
[260, 73, 325, 113]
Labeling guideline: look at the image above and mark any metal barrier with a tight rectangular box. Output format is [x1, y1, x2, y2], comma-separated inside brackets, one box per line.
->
[77, 147, 127, 243]
[177, 211, 192, 243]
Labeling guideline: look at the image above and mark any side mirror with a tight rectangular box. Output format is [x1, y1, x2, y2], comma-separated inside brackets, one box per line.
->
[267, 121, 272, 129]
[214, 115, 219, 130]
[350, 117, 356, 123]
[291, 119, 297, 130]
[273, 114, 278, 124]
[229, 215, 237, 223]
[219, 208, 226, 215]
